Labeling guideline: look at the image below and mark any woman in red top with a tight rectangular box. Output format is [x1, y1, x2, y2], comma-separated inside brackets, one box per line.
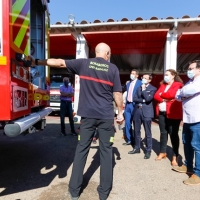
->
[154, 69, 183, 166]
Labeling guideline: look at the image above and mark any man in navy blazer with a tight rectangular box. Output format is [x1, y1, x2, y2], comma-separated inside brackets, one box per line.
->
[128, 74, 157, 159]
[123, 69, 142, 145]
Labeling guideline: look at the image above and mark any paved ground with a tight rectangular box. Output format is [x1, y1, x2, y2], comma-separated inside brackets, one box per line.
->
[0, 116, 199, 200]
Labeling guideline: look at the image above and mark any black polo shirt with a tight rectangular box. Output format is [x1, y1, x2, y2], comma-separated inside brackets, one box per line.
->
[65, 57, 122, 119]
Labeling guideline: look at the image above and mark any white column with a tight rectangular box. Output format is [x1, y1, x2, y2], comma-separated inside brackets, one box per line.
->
[164, 30, 178, 72]
[73, 34, 89, 123]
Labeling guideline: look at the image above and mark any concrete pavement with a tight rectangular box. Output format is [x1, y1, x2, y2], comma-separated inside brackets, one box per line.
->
[0, 116, 199, 200]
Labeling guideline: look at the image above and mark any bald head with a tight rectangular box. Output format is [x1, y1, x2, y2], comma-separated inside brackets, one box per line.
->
[95, 43, 111, 61]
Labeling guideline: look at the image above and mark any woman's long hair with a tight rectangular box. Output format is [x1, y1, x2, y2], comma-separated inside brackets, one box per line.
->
[160, 69, 183, 84]
[166, 69, 183, 83]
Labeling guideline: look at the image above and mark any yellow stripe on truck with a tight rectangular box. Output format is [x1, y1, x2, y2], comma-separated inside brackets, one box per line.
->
[14, 10, 30, 49]
[12, 0, 27, 24]
[24, 39, 29, 56]
[0, 56, 7, 65]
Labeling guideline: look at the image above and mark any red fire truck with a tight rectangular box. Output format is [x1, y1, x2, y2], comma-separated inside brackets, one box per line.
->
[0, 0, 52, 137]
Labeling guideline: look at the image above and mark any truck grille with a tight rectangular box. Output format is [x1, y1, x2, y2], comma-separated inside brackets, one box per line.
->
[50, 95, 60, 102]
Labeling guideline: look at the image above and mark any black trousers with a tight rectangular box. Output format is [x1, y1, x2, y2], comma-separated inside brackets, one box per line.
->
[69, 118, 115, 200]
[158, 111, 181, 156]
[60, 100, 75, 133]
[133, 108, 152, 152]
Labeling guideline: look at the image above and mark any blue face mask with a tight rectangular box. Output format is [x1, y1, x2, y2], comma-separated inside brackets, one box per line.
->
[64, 81, 69, 87]
[187, 70, 195, 79]
[142, 79, 148, 84]
[164, 76, 170, 83]
[130, 74, 135, 81]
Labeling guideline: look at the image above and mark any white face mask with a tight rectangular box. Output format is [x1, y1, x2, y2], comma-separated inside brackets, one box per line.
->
[187, 70, 195, 79]
[130, 74, 135, 81]
[164, 75, 170, 83]
[142, 79, 148, 84]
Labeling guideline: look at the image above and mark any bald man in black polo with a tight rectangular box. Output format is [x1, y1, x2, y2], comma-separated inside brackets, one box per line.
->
[31, 43, 124, 200]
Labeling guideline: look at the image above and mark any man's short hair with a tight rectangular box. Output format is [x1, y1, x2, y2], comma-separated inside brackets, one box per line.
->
[143, 73, 152, 80]
[63, 77, 69, 81]
[189, 60, 200, 68]
[131, 69, 139, 75]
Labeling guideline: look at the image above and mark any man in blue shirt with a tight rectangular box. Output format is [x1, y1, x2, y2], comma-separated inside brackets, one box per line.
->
[60, 77, 76, 136]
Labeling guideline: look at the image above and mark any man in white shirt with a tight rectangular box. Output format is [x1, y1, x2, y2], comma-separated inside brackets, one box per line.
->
[174, 60, 200, 185]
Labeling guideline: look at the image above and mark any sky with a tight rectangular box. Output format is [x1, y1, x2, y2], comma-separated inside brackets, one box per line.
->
[48, 0, 200, 24]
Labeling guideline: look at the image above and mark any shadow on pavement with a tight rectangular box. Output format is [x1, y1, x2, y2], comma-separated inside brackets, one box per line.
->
[0, 123, 79, 197]
[80, 146, 121, 194]
[151, 138, 183, 165]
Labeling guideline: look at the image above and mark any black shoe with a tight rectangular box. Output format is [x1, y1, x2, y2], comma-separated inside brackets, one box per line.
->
[128, 149, 140, 154]
[123, 142, 131, 146]
[71, 131, 77, 136]
[61, 131, 67, 136]
[144, 152, 151, 159]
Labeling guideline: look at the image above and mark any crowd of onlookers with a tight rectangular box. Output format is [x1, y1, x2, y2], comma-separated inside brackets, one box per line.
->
[122, 60, 200, 185]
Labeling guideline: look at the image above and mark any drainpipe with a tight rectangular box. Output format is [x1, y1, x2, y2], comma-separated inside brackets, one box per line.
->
[164, 21, 178, 72]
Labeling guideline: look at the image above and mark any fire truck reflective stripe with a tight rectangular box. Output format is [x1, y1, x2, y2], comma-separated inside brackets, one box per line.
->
[0, 56, 7, 65]
[11, 0, 30, 56]
[14, 10, 30, 48]
[79, 75, 114, 86]
[12, 0, 30, 38]
[12, 0, 27, 24]
[12, 0, 17, 5]
[24, 43, 29, 56]
[20, 28, 30, 55]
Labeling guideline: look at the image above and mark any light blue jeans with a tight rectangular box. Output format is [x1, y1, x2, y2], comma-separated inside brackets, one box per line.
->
[182, 122, 200, 177]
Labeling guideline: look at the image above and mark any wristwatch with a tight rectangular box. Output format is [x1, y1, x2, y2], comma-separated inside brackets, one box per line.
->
[35, 59, 39, 65]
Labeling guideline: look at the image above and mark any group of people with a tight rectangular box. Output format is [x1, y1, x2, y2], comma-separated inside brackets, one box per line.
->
[123, 70, 157, 160]
[123, 69, 182, 163]
[31, 43, 200, 200]
[123, 62, 200, 186]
